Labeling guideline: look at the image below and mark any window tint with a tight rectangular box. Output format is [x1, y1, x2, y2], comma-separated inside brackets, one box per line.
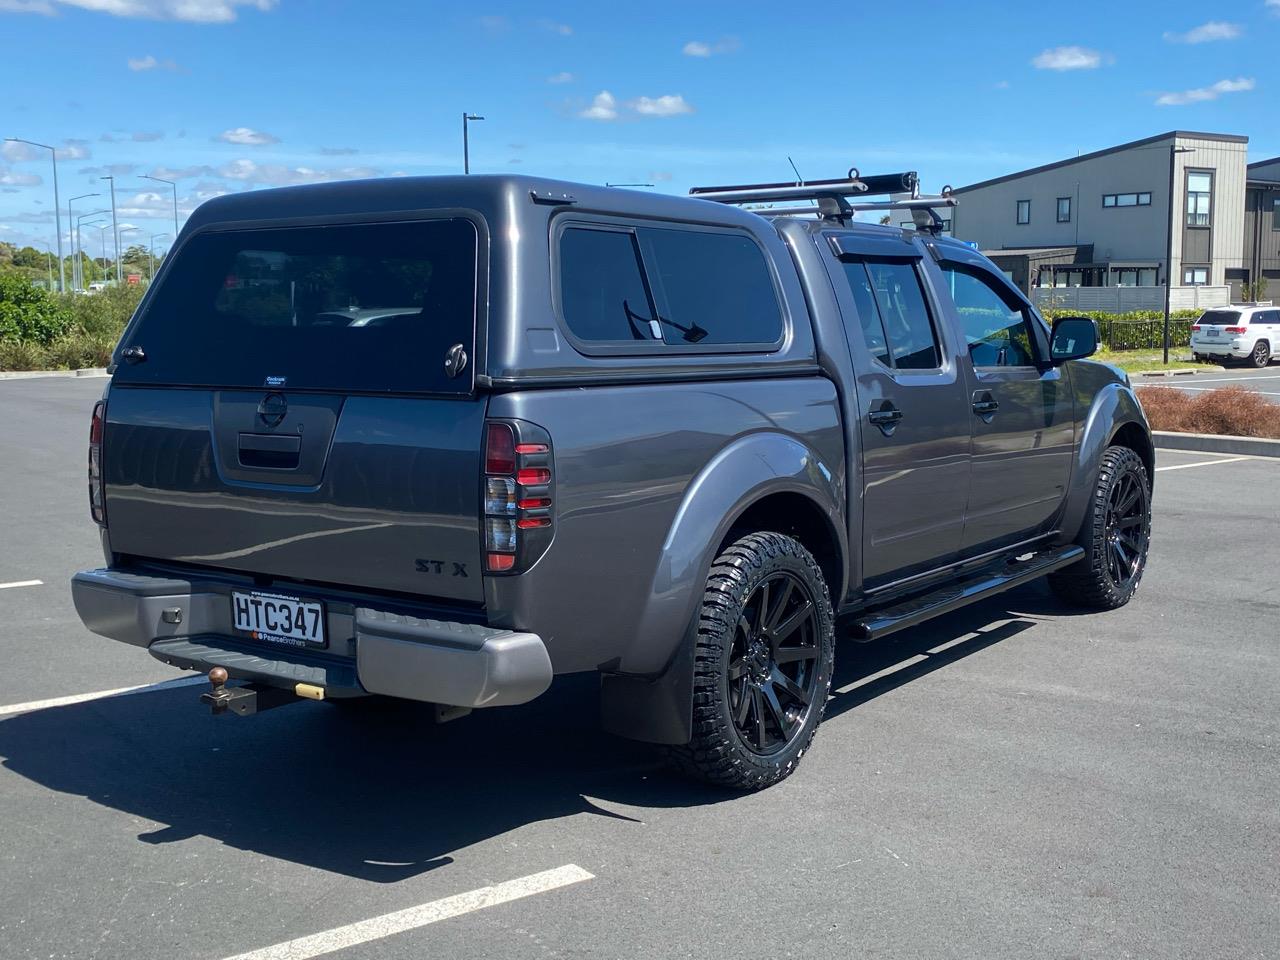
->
[559, 227, 657, 342]
[1200, 310, 1240, 325]
[941, 264, 1039, 367]
[845, 259, 940, 370]
[558, 224, 783, 346]
[639, 228, 782, 345]
[1253, 310, 1280, 325]
[114, 218, 478, 393]
[841, 261, 891, 366]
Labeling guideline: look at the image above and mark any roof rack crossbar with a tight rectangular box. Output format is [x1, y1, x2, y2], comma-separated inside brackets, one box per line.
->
[689, 170, 925, 222]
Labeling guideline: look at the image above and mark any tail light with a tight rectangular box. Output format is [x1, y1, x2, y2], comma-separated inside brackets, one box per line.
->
[1191, 324, 1202, 331]
[88, 400, 106, 526]
[483, 421, 553, 573]
[1225, 326, 1247, 334]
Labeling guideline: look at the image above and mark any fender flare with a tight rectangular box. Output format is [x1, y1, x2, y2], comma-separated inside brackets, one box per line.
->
[1058, 382, 1151, 541]
[600, 431, 845, 745]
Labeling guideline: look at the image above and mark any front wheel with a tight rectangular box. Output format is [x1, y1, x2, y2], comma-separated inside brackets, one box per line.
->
[1049, 446, 1151, 610]
[671, 532, 835, 790]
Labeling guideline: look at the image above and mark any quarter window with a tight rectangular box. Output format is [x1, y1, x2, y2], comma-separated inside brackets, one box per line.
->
[842, 259, 941, 370]
[940, 264, 1040, 367]
[1016, 200, 1030, 225]
[1186, 172, 1212, 227]
[558, 224, 783, 347]
[1056, 197, 1072, 223]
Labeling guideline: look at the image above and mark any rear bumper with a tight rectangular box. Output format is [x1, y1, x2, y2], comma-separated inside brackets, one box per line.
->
[1190, 339, 1251, 358]
[71, 568, 552, 708]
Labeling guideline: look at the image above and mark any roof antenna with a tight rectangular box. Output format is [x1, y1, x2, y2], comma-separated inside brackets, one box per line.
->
[787, 156, 804, 186]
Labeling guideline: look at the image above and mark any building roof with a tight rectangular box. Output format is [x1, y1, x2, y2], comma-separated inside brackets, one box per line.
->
[983, 246, 1082, 258]
[953, 130, 1249, 194]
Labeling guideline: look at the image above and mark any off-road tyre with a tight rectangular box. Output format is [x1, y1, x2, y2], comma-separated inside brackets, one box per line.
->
[670, 532, 835, 790]
[1049, 445, 1151, 610]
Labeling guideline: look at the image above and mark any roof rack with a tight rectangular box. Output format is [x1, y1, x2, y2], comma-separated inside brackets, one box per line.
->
[688, 168, 957, 233]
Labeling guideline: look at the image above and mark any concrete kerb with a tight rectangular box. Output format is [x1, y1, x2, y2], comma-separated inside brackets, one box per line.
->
[1154, 431, 1280, 459]
[0, 368, 108, 381]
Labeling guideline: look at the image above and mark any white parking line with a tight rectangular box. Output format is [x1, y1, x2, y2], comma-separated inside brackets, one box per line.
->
[1155, 456, 1251, 473]
[1160, 386, 1280, 396]
[0, 675, 207, 718]
[1165, 375, 1280, 385]
[219, 864, 595, 960]
[0, 579, 43, 590]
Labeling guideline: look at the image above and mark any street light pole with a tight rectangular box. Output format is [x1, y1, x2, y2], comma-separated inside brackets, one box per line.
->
[462, 113, 484, 174]
[140, 174, 179, 238]
[1162, 144, 1195, 365]
[77, 211, 108, 282]
[68, 192, 98, 291]
[95, 223, 109, 279]
[148, 233, 168, 281]
[100, 175, 121, 283]
[5, 138, 65, 292]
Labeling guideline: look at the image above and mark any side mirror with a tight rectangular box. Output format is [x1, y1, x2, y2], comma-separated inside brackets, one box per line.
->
[1049, 316, 1098, 364]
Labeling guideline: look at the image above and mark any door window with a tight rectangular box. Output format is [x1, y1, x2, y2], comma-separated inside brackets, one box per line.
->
[940, 264, 1041, 368]
[841, 259, 941, 370]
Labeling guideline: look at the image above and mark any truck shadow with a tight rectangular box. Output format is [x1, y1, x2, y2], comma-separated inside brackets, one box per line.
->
[0, 583, 1065, 883]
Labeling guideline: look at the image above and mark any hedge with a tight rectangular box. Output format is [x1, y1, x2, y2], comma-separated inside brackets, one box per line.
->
[1040, 309, 1202, 351]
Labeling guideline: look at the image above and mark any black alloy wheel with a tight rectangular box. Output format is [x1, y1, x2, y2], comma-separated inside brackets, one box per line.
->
[1102, 468, 1149, 590]
[727, 571, 821, 755]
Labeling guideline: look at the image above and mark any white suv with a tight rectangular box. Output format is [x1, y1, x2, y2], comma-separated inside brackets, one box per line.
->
[1191, 307, 1279, 368]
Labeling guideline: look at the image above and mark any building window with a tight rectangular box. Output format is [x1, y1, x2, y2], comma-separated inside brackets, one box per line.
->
[1016, 200, 1030, 225]
[1272, 197, 1280, 231]
[1103, 192, 1152, 208]
[1183, 267, 1209, 286]
[1112, 268, 1158, 287]
[1186, 172, 1212, 227]
[1056, 197, 1071, 223]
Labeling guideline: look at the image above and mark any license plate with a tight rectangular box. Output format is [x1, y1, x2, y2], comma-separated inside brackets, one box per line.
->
[1206, 327, 1220, 337]
[231, 591, 325, 648]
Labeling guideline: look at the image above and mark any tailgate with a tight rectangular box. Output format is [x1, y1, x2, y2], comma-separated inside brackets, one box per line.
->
[104, 214, 486, 603]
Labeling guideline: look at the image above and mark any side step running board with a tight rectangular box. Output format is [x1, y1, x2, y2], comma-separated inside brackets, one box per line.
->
[849, 545, 1084, 642]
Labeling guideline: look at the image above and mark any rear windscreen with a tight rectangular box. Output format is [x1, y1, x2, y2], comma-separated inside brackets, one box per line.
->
[114, 218, 478, 393]
[1199, 310, 1240, 326]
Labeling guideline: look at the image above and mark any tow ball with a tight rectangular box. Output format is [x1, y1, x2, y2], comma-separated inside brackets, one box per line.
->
[199, 667, 326, 716]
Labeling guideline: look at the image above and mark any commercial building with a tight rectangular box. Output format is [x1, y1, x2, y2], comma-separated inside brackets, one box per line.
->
[950, 131, 1247, 309]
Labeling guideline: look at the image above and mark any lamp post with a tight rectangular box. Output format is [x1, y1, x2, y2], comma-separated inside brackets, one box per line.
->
[99, 175, 121, 283]
[76, 211, 109, 284]
[5, 138, 64, 292]
[94, 223, 110, 280]
[148, 233, 169, 281]
[119, 226, 138, 278]
[68, 192, 98, 291]
[140, 174, 179, 239]
[462, 113, 484, 174]
[1163, 144, 1195, 365]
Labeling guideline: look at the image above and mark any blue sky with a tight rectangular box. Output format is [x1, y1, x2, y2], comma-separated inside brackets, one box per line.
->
[2, 0, 1278, 254]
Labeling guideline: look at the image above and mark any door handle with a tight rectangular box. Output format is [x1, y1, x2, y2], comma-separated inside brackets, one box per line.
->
[971, 392, 999, 418]
[868, 402, 903, 434]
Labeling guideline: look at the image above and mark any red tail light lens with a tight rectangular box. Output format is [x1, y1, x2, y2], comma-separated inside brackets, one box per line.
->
[1191, 325, 1202, 331]
[485, 422, 516, 475]
[1225, 326, 1247, 334]
[483, 420, 553, 574]
[88, 400, 106, 526]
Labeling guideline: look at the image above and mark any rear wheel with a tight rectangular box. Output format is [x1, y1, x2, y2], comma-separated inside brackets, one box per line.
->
[1049, 446, 1151, 610]
[1250, 340, 1271, 368]
[671, 532, 835, 790]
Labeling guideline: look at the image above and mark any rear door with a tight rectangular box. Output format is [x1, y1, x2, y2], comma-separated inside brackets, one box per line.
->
[105, 215, 487, 602]
[929, 256, 1075, 552]
[826, 235, 972, 585]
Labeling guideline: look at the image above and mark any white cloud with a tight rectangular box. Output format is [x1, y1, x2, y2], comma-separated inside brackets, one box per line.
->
[217, 159, 379, 186]
[537, 18, 571, 34]
[580, 91, 618, 121]
[629, 94, 694, 117]
[61, 138, 91, 159]
[547, 71, 574, 84]
[127, 54, 181, 70]
[682, 36, 739, 57]
[0, 165, 42, 186]
[217, 126, 279, 145]
[132, 130, 163, 142]
[649, 171, 673, 182]
[1155, 76, 1255, 106]
[1, 140, 42, 162]
[1032, 46, 1103, 70]
[1163, 21, 1241, 43]
[18, 0, 277, 22]
[148, 164, 216, 179]
[1269, 0, 1280, 13]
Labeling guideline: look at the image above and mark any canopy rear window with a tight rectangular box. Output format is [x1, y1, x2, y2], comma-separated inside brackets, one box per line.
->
[115, 218, 478, 393]
[1199, 310, 1240, 325]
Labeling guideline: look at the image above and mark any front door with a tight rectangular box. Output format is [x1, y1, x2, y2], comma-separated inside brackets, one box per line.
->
[931, 260, 1075, 552]
[832, 251, 973, 585]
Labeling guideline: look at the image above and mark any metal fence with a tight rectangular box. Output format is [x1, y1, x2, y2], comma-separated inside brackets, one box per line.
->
[1032, 285, 1230, 312]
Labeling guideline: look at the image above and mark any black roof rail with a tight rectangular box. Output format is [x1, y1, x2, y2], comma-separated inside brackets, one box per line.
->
[690, 169, 956, 233]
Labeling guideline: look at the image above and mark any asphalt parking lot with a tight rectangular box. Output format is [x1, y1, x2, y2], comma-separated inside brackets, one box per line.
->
[1, 376, 1277, 960]
[1141, 365, 1280, 402]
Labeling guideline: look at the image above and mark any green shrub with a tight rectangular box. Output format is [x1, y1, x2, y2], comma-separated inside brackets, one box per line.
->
[0, 339, 49, 371]
[59, 283, 144, 339]
[0, 274, 74, 345]
[43, 333, 115, 370]
[1040, 309, 1201, 350]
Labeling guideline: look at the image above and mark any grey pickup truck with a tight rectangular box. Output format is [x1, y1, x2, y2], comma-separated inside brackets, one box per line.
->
[72, 172, 1153, 789]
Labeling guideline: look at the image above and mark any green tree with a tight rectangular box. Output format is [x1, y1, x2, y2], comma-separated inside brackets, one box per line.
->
[0, 274, 73, 344]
